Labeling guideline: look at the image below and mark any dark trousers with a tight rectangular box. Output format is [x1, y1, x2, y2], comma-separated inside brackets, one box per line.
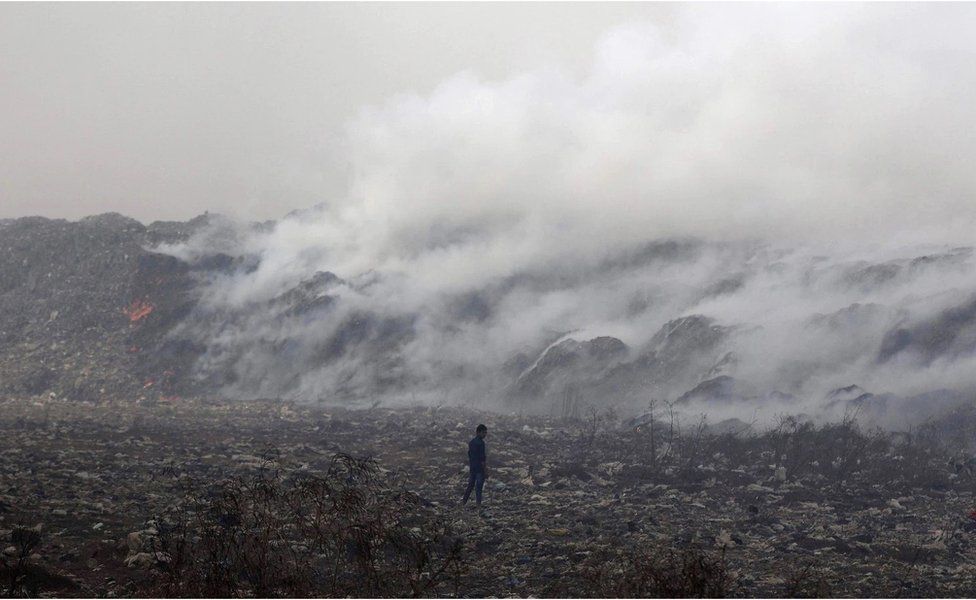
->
[462, 470, 485, 505]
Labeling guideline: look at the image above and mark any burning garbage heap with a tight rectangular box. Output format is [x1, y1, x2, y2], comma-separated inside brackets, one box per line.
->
[0, 211, 411, 405]
[6, 209, 976, 425]
[0, 213, 211, 402]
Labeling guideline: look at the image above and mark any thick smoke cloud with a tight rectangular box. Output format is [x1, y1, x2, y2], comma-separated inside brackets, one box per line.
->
[339, 4, 976, 251]
[159, 6, 976, 425]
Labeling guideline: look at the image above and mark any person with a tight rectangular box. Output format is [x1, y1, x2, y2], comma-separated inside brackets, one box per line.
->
[462, 424, 488, 508]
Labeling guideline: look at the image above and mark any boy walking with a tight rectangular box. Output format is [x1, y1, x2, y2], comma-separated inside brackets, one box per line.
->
[462, 424, 488, 508]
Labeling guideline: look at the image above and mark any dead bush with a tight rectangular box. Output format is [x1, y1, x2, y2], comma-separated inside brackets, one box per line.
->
[147, 452, 463, 597]
[0, 524, 76, 598]
[783, 561, 832, 598]
[561, 544, 738, 598]
[760, 414, 949, 490]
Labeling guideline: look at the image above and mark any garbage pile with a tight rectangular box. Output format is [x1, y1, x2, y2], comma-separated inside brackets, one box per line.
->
[5, 211, 976, 421]
[0, 213, 210, 402]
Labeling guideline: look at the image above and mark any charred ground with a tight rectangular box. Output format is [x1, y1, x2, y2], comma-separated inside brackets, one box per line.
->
[5, 397, 976, 597]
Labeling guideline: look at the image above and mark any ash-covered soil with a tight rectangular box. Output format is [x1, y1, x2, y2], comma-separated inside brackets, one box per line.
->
[4, 397, 976, 597]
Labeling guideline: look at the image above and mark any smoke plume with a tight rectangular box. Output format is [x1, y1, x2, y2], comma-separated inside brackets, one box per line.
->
[158, 6, 976, 425]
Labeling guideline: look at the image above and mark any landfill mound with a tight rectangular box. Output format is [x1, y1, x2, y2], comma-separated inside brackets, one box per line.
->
[4, 211, 976, 426]
[0, 213, 209, 401]
[0, 213, 743, 407]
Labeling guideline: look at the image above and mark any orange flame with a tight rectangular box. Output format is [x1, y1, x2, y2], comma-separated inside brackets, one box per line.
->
[124, 299, 154, 323]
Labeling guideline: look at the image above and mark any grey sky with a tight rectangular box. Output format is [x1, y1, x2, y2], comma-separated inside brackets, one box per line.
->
[3, 2, 975, 239]
[0, 2, 677, 222]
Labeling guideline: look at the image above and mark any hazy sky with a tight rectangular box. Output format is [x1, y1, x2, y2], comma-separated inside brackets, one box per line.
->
[0, 2, 679, 222]
[2, 2, 975, 237]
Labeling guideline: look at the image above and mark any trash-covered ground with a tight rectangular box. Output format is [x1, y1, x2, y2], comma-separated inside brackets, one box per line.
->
[4, 396, 976, 597]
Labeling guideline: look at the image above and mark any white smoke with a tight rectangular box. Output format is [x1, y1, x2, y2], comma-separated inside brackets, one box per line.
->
[157, 6, 976, 423]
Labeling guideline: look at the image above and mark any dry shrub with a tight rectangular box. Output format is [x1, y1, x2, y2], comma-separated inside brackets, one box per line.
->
[783, 561, 833, 598]
[148, 453, 463, 597]
[0, 525, 42, 597]
[0, 524, 76, 598]
[762, 414, 949, 489]
[561, 545, 738, 598]
[589, 404, 953, 493]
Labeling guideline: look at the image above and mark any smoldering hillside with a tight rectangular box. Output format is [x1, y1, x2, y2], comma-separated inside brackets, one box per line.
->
[4, 209, 976, 431]
[4, 8, 976, 428]
[157, 213, 976, 427]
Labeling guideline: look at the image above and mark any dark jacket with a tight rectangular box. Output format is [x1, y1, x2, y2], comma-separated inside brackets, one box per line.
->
[468, 436, 486, 473]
